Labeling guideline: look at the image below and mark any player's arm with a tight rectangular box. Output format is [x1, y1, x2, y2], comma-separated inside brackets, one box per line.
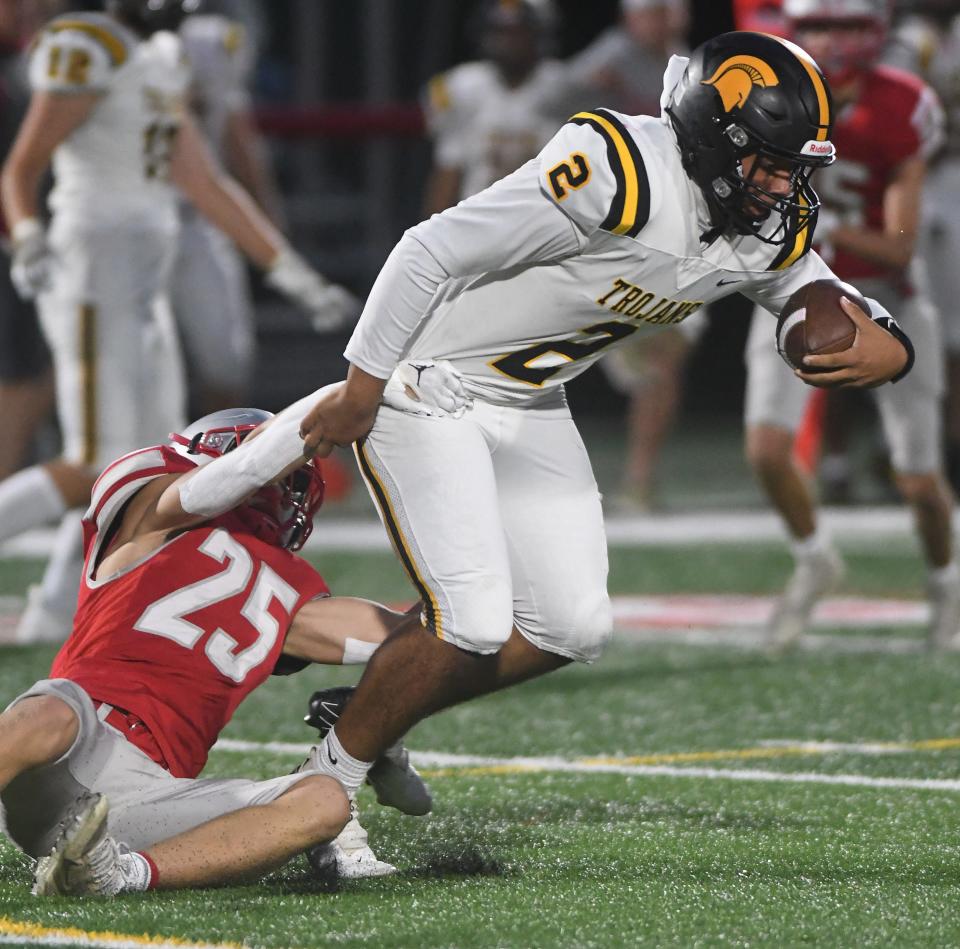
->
[746, 251, 914, 387]
[171, 111, 282, 267]
[223, 108, 285, 226]
[1, 21, 112, 298]
[823, 155, 925, 271]
[300, 110, 640, 452]
[420, 71, 467, 216]
[0, 92, 99, 226]
[281, 597, 409, 666]
[171, 113, 357, 328]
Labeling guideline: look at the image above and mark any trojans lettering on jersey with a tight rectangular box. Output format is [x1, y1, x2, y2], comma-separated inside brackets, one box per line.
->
[815, 65, 944, 282]
[50, 446, 329, 779]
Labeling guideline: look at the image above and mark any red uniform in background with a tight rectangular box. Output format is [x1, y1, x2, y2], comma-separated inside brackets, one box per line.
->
[50, 445, 329, 779]
[732, 0, 787, 36]
[815, 65, 942, 283]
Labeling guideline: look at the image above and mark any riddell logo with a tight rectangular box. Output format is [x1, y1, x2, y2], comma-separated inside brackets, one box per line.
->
[802, 140, 835, 156]
[702, 55, 779, 112]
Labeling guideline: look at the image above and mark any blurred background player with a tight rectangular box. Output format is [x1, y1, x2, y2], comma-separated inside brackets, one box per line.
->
[0, 0, 355, 644]
[886, 0, 960, 493]
[0, 0, 53, 481]
[742, 0, 958, 649]
[174, 5, 321, 418]
[567, 0, 697, 511]
[422, 0, 574, 216]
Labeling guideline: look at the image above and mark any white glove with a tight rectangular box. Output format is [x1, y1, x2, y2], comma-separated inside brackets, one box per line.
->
[265, 246, 362, 331]
[382, 359, 473, 418]
[10, 218, 53, 300]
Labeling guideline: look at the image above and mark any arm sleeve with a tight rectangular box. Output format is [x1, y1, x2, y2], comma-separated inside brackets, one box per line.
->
[177, 386, 334, 518]
[744, 251, 915, 382]
[343, 111, 654, 378]
[28, 26, 120, 94]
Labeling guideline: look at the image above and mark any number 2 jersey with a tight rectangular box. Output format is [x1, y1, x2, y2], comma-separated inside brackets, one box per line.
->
[345, 90, 909, 405]
[28, 12, 190, 231]
[50, 446, 329, 779]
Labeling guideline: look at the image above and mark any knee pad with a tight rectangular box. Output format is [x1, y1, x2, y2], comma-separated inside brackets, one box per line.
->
[440, 574, 514, 654]
[520, 589, 613, 663]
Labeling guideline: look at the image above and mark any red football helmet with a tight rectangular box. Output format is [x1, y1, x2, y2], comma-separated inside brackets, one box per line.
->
[784, 0, 891, 89]
[169, 408, 324, 552]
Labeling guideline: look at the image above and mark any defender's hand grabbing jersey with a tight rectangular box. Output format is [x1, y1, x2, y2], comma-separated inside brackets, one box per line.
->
[49, 446, 328, 779]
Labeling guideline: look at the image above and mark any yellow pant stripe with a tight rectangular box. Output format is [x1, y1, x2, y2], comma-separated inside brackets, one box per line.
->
[353, 440, 443, 640]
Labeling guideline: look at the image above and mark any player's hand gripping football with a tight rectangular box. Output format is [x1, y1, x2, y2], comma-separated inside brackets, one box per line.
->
[795, 296, 909, 389]
[9, 218, 53, 300]
[266, 246, 362, 331]
[299, 368, 385, 456]
[382, 359, 473, 418]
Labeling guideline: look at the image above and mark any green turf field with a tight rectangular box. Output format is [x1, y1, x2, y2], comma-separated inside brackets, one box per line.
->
[1, 542, 959, 948]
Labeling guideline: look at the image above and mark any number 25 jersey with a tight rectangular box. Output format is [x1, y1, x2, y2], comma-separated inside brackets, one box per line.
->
[50, 445, 329, 779]
[29, 12, 190, 231]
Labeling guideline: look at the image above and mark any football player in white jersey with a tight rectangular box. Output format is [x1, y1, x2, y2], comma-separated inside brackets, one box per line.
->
[0, 0, 351, 644]
[742, 0, 958, 650]
[290, 33, 915, 799]
[422, 0, 574, 216]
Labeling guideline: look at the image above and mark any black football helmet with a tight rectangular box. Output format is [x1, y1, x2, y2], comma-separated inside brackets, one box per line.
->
[665, 31, 836, 245]
[106, 0, 201, 34]
[475, 0, 556, 75]
[169, 407, 325, 552]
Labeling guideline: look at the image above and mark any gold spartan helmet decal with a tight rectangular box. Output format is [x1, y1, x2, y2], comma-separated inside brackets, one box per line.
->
[702, 56, 780, 112]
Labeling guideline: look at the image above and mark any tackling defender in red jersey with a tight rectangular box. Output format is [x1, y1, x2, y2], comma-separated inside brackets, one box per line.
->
[0, 365, 471, 897]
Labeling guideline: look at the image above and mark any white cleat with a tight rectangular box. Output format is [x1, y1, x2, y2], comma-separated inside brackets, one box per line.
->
[767, 546, 845, 653]
[33, 793, 125, 897]
[307, 801, 396, 880]
[15, 585, 72, 645]
[928, 572, 960, 651]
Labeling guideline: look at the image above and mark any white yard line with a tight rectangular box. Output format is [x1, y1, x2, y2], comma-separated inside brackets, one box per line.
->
[0, 508, 940, 558]
[212, 739, 960, 793]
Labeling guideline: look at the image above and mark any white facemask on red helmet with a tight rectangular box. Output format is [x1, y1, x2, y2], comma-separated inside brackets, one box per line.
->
[784, 0, 891, 89]
[169, 408, 324, 551]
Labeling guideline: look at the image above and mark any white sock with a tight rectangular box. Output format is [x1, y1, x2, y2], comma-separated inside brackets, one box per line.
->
[310, 727, 373, 797]
[342, 637, 379, 664]
[929, 561, 960, 587]
[790, 528, 829, 560]
[0, 466, 67, 544]
[38, 510, 84, 615]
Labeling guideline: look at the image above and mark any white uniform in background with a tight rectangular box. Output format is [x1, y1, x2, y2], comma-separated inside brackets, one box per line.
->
[29, 12, 188, 466]
[345, 106, 903, 662]
[173, 14, 255, 396]
[424, 59, 574, 200]
[887, 14, 960, 354]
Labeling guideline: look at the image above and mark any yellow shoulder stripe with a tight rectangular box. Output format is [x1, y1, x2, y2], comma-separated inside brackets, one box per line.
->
[223, 23, 245, 56]
[428, 74, 451, 112]
[48, 20, 128, 67]
[570, 110, 650, 237]
[776, 192, 812, 270]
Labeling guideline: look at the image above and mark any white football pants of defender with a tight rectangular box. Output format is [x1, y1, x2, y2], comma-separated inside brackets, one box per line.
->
[744, 280, 945, 475]
[2, 679, 317, 859]
[354, 398, 613, 661]
[170, 211, 255, 401]
[38, 217, 187, 470]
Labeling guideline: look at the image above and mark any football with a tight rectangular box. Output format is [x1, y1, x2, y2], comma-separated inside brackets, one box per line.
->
[776, 279, 869, 372]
